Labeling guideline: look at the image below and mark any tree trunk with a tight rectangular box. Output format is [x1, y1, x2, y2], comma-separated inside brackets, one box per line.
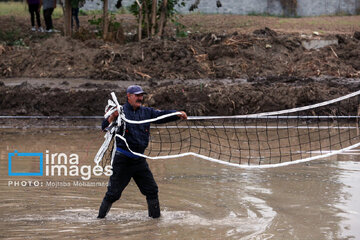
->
[136, 0, 143, 41]
[64, 0, 72, 37]
[150, 0, 157, 36]
[157, 0, 167, 37]
[103, 0, 109, 40]
[144, 0, 150, 37]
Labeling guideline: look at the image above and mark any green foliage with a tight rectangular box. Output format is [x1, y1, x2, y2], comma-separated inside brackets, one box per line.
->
[116, 7, 130, 14]
[128, 2, 139, 16]
[108, 14, 123, 32]
[88, 13, 123, 37]
[88, 15, 103, 37]
[12, 38, 26, 47]
[173, 19, 187, 37]
[0, 26, 50, 46]
[83, 9, 103, 15]
[79, 9, 88, 16]
[128, 0, 187, 37]
[0, 28, 24, 46]
[88, 15, 103, 27]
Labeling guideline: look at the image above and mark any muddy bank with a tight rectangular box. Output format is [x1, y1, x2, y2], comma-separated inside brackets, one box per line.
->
[1, 29, 360, 80]
[1, 77, 359, 116]
[1, 14, 360, 81]
[1, 15, 360, 117]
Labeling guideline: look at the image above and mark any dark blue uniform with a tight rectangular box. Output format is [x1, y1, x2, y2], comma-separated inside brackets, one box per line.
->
[98, 101, 180, 218]
[102, 101, 179, 154]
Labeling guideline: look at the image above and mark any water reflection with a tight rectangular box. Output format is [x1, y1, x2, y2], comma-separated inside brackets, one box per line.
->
[0, 128, 359, 239]
[333, 161, 360, 239]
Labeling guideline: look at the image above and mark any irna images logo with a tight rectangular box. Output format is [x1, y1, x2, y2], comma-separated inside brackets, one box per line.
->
[8, 150, 112, 180]
[8, 150, 43, 176]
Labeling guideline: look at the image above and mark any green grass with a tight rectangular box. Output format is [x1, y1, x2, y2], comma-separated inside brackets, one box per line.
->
[0, 2, 27, 16]
[336, 20, 357, 26]
[0, 2, 63, 17]
[278, 19, 291, 24]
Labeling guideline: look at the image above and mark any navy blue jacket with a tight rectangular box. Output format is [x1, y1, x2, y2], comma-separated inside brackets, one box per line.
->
[102, 102, 180, 154]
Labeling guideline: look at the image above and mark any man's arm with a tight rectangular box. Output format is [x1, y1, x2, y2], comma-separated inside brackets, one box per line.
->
[102, 111, 119, 131]
[151, 109, 187, 124]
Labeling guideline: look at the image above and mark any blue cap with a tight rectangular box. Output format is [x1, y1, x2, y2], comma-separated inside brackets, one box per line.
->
[126, 85, 146, 95]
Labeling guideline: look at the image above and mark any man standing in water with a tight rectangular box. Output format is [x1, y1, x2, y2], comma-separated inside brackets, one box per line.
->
[98, 85, 187, 219]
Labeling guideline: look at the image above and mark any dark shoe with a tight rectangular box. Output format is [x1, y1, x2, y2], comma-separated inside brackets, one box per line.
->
[97, 199, 112, 219]
[147, 198, 160, 218]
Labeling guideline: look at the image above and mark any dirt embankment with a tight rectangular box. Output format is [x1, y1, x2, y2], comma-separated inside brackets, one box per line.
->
[1, 15, 360, 116]
[1, 25, 360, 80]
[1, 77, 359, 116]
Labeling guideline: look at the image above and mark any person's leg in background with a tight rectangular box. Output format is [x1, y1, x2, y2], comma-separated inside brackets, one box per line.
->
[71, 7, 80, 31]
[43, 8, 54, 32]
[34, 4, 43, 31]
[28, 4, 36, 31]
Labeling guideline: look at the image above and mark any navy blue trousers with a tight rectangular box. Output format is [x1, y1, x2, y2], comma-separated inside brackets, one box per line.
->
[104, 152, 159, 203]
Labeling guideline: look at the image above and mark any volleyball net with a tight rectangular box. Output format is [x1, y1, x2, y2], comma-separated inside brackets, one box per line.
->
[95, 90, 360, 168]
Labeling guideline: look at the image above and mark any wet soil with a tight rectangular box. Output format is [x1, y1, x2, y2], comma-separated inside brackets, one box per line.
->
[1, 15, 360, 116]
[1, 76, 359, 117]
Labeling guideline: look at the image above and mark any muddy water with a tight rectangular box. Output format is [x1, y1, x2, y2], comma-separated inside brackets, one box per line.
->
[0, 128, 359, 239]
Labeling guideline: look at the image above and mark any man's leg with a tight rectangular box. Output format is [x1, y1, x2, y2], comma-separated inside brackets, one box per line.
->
[98, 154, 132, 218]
[97, 198, 112, 219]
[133, 161, 160, 218]
[146, 198, 160, 218]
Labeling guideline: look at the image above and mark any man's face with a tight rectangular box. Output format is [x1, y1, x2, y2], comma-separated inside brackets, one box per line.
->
[127, 93, 144, 109]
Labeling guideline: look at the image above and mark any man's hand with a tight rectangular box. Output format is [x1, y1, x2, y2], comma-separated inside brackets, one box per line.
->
[108, 110, 119, 123]
[178, 111, 187, 120]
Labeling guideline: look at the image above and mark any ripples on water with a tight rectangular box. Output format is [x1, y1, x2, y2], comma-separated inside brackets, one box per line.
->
[0, 129, 359, 239]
